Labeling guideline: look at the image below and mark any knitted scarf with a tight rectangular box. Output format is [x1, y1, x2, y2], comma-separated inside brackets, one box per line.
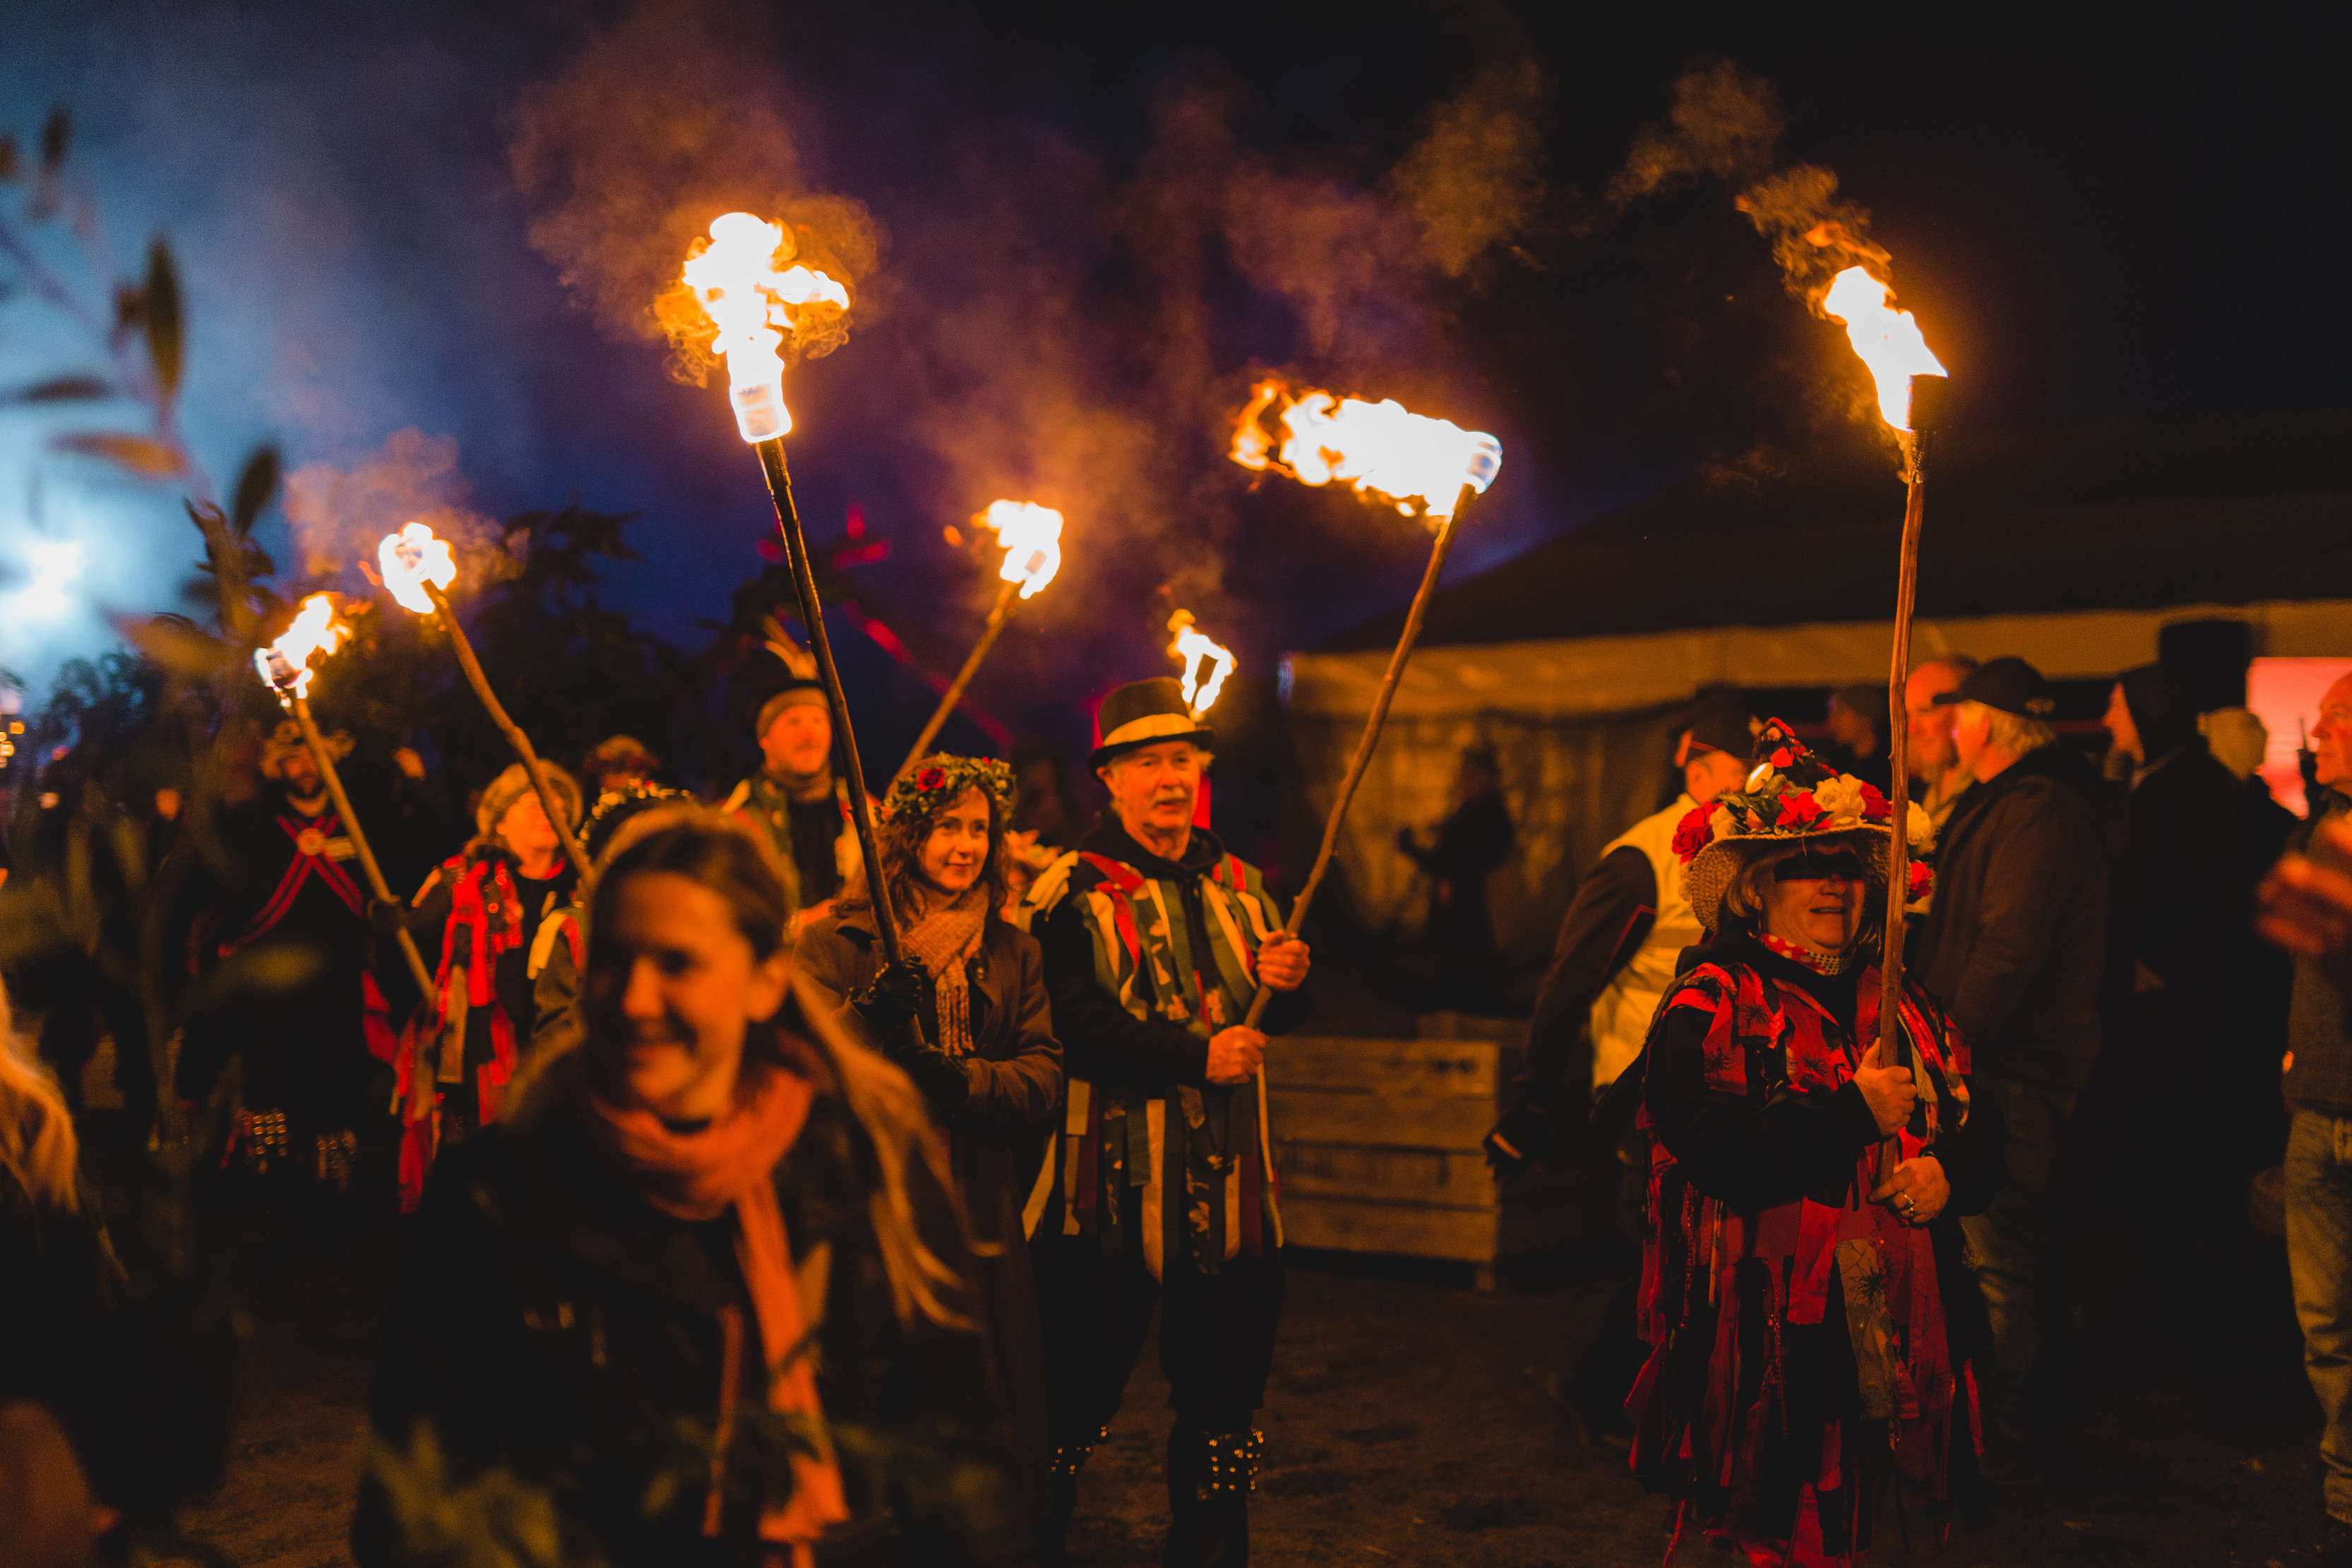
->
[577, 1054, 849, 1557]
[900, 885, 988, 1058]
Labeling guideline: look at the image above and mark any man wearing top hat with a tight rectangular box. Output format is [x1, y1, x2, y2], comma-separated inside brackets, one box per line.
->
[1022, 677, 1311, 1567]
[722, 670, 857, 927]
[1916, 654, 2111, 1482]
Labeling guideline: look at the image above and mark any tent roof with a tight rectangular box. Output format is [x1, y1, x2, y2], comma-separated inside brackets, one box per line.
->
[1320, 409, 2352, 653]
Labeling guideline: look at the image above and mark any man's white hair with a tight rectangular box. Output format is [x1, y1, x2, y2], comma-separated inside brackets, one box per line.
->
[1959, 699, 2055, 758]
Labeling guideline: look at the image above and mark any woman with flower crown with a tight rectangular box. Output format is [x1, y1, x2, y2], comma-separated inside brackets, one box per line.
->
[1627, 720, 2005, 1565]
[795, 753, 1063, 1533]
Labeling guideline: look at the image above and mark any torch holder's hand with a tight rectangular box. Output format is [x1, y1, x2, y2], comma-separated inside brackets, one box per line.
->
[1484, 1079, 1554, 1178]
[1255, 933, 1310, 992]
[367, 897, 429, 938]
[1206, 1027, 1267, 1086]
[851, 961, 926, 1041]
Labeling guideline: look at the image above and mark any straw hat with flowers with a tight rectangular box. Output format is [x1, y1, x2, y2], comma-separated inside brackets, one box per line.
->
[1674, 718, 1938, 933]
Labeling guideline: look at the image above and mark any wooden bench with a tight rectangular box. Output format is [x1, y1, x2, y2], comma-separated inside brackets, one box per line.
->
[1265, 1017, 1618, 1290]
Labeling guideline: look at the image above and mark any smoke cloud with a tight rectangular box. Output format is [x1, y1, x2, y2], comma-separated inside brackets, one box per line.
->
[282, 427, 504, 586]
[506, 0, 885, 385]
[877, 58, 1549, 691]
[1594, 59, 1892, 309]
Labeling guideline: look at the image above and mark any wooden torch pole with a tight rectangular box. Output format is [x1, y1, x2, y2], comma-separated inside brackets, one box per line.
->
[1876, 372, 1947, 1172]
[421, 581, 592, 881]
[1234, 485, 1475, 1246]
[287, 694, 434, 998]
[753, 437, 907, 971]
[896, 576, 1022, 783]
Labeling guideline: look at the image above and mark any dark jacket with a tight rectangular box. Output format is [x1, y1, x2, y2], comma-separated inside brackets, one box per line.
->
[1915, 744, 2112, 1099]
[352, 1044, 1028, 1568]
[795, 907, 1061, 1521]
[2286, 791, 2352, 1118]
[2112, 736, 2246, 1005]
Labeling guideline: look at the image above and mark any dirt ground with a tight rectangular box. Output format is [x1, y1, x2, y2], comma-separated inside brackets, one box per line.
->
[159, 1208, 2346, 1568]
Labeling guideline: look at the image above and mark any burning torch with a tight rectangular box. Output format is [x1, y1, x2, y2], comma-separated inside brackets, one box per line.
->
[1166, 610, 1235, 722]
[376, 521, 592, 880]
[895, 500, 1064, 782]
[1229, 378, 1501, 1030]
[681, 212, 907, 970]
[252, 594, 436, 999]
[1229, 383, 1500, 1246]
[1820, 267, 1948, 1087]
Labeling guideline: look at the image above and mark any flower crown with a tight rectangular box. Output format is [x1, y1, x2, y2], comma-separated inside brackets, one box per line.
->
[885, 753, 1015, 825]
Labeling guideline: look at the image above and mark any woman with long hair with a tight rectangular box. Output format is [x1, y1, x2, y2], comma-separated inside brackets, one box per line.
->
[1628, 722, 2005, 1565]
[0, 978, 119, 1566]
[355, 810, 1027, 1567]
[796, 755, 1062, 1537]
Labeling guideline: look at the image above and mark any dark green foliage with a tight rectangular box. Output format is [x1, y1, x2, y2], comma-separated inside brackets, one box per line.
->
[1, 373, 111, 402]
[143, 239, 182, 401]
[229, 445, 278, 538]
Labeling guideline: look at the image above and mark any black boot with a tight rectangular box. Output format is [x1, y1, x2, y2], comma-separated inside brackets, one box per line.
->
[1164, 1422, 1259, 1568]
[1035, 1426, 1104, 1568]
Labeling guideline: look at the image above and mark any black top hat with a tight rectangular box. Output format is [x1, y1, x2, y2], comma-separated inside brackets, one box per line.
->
[1091, 678, 1215, 769]
[1932, 655, 2057, 719]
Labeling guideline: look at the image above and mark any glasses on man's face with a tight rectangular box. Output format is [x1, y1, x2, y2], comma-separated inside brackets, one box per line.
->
[2318, 706, 2352, 735]
[1772, 850, 1866, 884]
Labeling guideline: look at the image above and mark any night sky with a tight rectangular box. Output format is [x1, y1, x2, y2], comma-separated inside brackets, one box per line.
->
[2, 0, 2344, 765]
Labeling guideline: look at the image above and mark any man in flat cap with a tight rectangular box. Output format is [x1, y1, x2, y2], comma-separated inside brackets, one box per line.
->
[1916, 655, 2111, 1483]
[722, 672, 856, 928]
[1022, 677, 1311, 1567]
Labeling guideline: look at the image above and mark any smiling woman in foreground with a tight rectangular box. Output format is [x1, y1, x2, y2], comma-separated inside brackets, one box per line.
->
[1626, 722, 2005, 1567]
[353, 810, 1025, 1568]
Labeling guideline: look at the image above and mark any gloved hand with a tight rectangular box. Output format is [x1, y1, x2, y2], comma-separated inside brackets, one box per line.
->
[850, 962, 925, 1038]
[368, 897, 425, 938]
[1483, 1081, 1555, 1178]
[898, 1047, 972, 1118]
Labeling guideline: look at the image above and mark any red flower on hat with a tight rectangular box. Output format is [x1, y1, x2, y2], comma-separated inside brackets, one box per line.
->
[917, 767, 946, 791]
[1907, 861, 1933, 899]
[1671, 805, 1713, 861]
[1859, 782, 1890, 821]
[1779, 793, 1825, 829]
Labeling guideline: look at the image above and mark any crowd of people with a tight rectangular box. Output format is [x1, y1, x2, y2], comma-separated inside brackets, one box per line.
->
[1493, 650, 2347, 1564]
[4, 637, 2352, 1567]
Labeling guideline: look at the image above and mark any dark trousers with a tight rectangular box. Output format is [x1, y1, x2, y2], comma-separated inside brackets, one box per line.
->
[1032, 1195, 1284, 1447]
[1962, 1076, 2072, 1464]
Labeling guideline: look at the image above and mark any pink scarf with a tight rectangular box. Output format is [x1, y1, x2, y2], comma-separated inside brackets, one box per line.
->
[579, 1053, 849, 1555]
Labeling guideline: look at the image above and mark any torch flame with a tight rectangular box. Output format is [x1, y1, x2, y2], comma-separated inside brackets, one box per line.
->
[977, 500, 1063, 599]
[376, 521, 458, 614]
[1166, 610, 1236, 719]
[682, 212, 851, 444]
[1821, 267, 1947, 431]
[253, 592, 350, 705]
[1231, 378, 1503, 522]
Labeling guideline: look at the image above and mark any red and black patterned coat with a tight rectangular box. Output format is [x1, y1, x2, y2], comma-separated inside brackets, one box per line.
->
[1629, 934, 2005, 1558]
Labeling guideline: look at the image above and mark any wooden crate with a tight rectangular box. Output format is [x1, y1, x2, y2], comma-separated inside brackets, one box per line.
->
[1265, 1016, 1618, 1289]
